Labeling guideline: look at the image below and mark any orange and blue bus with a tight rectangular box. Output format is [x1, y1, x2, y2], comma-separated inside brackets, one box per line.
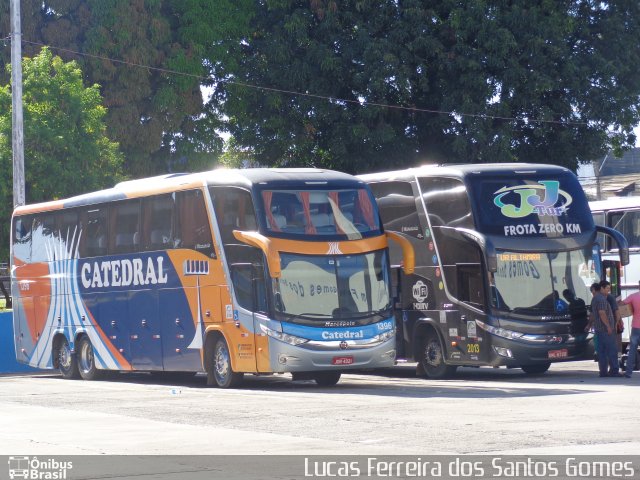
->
[10, 168, 413, 387]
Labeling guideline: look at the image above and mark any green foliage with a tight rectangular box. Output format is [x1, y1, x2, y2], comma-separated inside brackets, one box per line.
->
[209, 0, 640, 173]
[2, 1, 639, 180]
[0, 48, 124, 261]
[0, 0, 231, 177]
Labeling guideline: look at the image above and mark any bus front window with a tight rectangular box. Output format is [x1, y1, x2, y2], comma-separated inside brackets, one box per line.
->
[493, 248, 598, 317]
[273, 251, 391, 322]
[261, 188, 381, 240]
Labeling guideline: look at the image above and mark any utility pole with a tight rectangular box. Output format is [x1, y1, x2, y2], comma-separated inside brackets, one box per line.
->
[11, 0, 25, 207]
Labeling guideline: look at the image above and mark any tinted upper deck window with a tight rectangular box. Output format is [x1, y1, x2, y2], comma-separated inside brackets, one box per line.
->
[418, 177, 474, 230]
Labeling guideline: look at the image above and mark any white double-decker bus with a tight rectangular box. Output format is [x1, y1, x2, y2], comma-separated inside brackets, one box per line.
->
[590, 196, 640, 367]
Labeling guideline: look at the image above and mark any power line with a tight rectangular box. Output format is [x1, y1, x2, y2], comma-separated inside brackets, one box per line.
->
[10, 37, 591, 127]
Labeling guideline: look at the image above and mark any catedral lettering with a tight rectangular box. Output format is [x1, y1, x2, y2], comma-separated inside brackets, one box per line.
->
[321, 330, 364, 340]
[80, 257, 168, 289]
[361, 163, 629, 379]
[11, 168, 413, 388]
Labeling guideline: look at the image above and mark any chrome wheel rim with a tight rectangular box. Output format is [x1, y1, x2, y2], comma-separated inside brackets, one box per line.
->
[79, 341, 94, 374]
[59, 341, 72, 370]
[425, 339, 443, 368]
[214, 342, 231, 383]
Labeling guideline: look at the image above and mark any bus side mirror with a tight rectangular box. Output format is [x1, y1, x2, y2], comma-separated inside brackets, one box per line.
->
[596, 225, 630, 266]
[385, 231, 415, 275]
[620, 249, 630, 266]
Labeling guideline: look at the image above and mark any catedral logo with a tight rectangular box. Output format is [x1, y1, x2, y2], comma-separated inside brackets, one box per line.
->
[8, 457, 72, 480]
[80, 256, 168, 289]
[493, 180, 572, 219]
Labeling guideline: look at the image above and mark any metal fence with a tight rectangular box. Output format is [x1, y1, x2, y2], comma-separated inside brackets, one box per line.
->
[0, 262, 11, 308]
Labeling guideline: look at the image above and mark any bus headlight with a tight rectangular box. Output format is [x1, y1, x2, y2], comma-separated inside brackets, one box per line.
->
[260, 324, 309, 346]
[476, 320, 524, 340]
[375, 328, 396, 343]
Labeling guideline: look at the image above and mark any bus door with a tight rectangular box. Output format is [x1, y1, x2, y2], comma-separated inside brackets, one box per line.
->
[12, 291, 37, 365]
[230, 262, 267, 372]
[455, 264, 488, 364]
[602, 260, 621, 296]
[129, 289, 163, 370]
[13, 216, 48, 366]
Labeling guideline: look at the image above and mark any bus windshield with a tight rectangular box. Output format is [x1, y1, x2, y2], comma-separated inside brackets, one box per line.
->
[261, 188, 381, 239]
[272, 250, 391, 321]
[492, 247, 600, 316]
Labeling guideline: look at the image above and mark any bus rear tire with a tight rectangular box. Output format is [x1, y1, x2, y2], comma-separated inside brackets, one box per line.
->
[211, 337, 243, 388]
[56, 337, 79, 379]
[521, 363, 551, 375]
[78, 337, 104, 381]
[314, 372, 341, 386]
[419, 331, 457, 379]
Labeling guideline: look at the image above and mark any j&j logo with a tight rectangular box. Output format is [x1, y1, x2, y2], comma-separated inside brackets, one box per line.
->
[493, 180, 572, 218]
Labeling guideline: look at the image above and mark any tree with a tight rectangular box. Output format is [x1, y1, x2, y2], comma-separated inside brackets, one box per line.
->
[0, 47, 124, 261]
[208, 0, 640, 173]
[0, 0, 231, 177]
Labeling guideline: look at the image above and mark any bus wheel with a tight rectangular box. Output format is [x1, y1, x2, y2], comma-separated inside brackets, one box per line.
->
[521, 363, 550, 375]
[314, 372, 341, 386]
[77, 337, 104, 381]
[420, 332, 457, 379]
[212, 337, 243, 388]
[56, 337, 79, 379]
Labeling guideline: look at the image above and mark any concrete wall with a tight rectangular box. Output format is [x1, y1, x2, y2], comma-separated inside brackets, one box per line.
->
[0, 311, 42, 373]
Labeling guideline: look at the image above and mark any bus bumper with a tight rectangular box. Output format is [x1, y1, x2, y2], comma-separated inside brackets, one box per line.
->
[266, 337, 396, 373]
[486, 336, 592, 367]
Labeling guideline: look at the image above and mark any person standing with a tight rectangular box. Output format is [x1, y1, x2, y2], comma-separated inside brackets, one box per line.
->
[590, 282, 621, 377]
[620, 290, 640, 378]
[600, 280, 623, 357]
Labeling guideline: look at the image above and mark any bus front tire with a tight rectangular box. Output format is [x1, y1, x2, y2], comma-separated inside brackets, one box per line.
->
[314, 372, 341, 386]
[419, 331, 457, 379]
[77, 337, 104, 381]
[211, 337, 243, 388]
[56, 337, 79, 379]
[521, 363, 551, 375]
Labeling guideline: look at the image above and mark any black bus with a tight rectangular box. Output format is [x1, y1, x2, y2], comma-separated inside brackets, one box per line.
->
[361, 164, 629, 378]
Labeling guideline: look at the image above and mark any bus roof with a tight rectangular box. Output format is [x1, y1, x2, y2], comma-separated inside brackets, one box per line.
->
[359, 163, 573, 183]
[589, 196, 640, 212]
[13, 168, 366, 216]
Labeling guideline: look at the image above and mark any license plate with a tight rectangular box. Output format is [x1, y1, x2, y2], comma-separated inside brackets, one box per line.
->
[548, 348, 568, 359]
[332, 356, 354, 366]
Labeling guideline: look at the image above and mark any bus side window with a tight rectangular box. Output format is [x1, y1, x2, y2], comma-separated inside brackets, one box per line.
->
[611, 210, 640, 249]
[83, 208, 108, 258]
[31, 214, 56, 262]
[420, 177, 476, 299]
[592, 211, 606, 250]
[457, 263, 485, 310]
[368, 181, 420, 266]
[58, 209, 80, 253]
[109, 200, 141, 255]
[210, 187, 258, 244]
[175, 189, 215, 257]
[12, 216, 33, 263]
[142, 194, 175, 251]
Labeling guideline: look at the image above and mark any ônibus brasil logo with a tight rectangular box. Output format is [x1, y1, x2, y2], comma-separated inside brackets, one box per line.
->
[8, 456, 73, 480]
[493, 180, 572, 219]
